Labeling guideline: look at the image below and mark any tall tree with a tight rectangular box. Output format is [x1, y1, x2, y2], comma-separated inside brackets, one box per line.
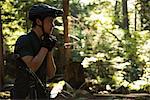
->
[63, 0, 85, 88]
[0, 4, 4, 91]
[140, 0, 150, 30]
[114, 0, 122, 27]
[63, 0, 71, 81]
[122, 0, 129, 36]
[135, 2, 137, 31]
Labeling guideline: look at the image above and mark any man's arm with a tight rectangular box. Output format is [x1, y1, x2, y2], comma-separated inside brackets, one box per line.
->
[22, 47, 48, 72]
[47, 51, 56, 79]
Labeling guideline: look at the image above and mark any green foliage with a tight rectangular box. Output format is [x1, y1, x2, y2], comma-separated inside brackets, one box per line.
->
[138, 0, 150, 30]
[1, 0, 25, 52]
[1, 0, 150, 92]
[1, 0, 64, 53]
[74, 0, 150, 90]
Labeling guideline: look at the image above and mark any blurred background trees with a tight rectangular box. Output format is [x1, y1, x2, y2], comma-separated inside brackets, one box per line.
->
[0, 0, 150, 93]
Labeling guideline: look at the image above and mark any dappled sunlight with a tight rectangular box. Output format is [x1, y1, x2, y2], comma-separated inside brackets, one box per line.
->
[129, 80, 148, 90]
[143, 40, 150, 51]
[138, 39, 150, 62]
[90, 13, 113, 27]
[49, 81, 65, 98]
[81, 57, 97, 68]
[0, 0, 150, 99]
[79, 0, 90, 5]
[112, 28, 125, 40]
[112, 71, 125, 85]
[112, 61, 130, 70]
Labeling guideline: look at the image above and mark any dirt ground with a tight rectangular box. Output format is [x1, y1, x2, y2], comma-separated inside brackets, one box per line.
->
[0, 91, 150, 100]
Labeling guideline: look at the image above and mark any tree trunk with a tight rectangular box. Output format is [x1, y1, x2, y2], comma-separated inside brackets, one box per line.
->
[63, 0, 85, 89]
[135, 4, 137, 31]
[63, 0, 71, 84]
[114, 0, 121, 27]
[122, 0, 130, 37]
[0, 6, 4, 91]
[140, 0, 150, 30]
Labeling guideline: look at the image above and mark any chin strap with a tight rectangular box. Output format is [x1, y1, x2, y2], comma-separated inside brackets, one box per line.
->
[36, 20, 47, 37]
[41, 21, 46, 36]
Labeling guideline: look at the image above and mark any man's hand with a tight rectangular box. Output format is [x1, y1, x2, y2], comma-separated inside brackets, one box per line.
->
[41, 34, 57, 51]
[48, 35, 57, 51]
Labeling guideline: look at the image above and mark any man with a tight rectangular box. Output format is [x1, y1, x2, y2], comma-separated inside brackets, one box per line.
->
[13, 3, 63, 99]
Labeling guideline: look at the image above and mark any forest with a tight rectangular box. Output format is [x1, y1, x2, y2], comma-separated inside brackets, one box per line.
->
[0, 0, 150, 99]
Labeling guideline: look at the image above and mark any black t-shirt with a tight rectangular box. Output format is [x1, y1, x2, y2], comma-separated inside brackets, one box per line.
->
[13, 31, 47, 99]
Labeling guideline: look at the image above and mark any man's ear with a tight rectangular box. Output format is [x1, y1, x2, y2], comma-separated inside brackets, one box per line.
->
[36, 18, 42, 26]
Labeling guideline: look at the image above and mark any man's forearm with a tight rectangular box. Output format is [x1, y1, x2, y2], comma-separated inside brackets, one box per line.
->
[47, 52, 56, 79]
[22, 47, 48, 72]
[31, 47, 49, 71]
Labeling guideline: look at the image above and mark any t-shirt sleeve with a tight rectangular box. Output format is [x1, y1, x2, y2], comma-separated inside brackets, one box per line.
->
[14, 35, 34, 57]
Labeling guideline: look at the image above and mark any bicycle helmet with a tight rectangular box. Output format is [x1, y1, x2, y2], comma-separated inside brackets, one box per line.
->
[29, 4, 63, 21]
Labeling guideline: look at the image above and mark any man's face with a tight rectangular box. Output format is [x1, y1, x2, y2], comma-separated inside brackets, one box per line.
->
[43, 17, 55, 35]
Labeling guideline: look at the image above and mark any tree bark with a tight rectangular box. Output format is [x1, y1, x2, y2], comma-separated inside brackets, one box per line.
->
[114, 0, 121, 27]
[122, 0, 130, 37]
[63, 0, 85, 89]
[0, 6, 4, 91]
[135, 4, 137, 31]
[140, 0, 150, 30]
[63, 0, 71, 83]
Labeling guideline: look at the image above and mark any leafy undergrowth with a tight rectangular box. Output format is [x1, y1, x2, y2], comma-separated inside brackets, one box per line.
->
[0, 91, 11, 99]
[47, 80, 150, 100]
[0, 80, 150, 99]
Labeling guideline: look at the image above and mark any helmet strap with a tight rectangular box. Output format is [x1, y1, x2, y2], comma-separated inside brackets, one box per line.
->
[41, 21, 45, 34]
[35, 18, 48, 37]
[36, 20, 47, 36]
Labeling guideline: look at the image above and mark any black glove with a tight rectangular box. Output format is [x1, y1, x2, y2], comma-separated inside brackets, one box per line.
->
[48, 35, 57, 51]
[41, 34, 57, 51]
